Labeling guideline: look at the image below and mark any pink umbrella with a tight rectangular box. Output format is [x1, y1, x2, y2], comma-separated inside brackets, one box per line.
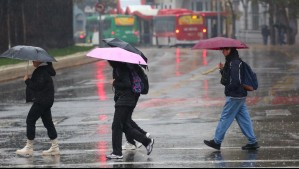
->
[86, 47, 147, 65]
[192, 37, 249, 50]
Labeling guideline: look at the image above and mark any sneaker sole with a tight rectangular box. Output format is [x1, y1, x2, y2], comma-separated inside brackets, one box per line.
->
[147, 139, 154, 155]
[106, 156, 123, 159]
[16, 151, 33, 157]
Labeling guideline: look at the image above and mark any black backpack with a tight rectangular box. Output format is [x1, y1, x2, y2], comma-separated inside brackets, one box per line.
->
[241, 61, 258, 91]
[131, 66, 149, 95]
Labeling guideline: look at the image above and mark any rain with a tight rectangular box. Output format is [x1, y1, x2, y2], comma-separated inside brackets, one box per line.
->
[0, 0, 299, 168]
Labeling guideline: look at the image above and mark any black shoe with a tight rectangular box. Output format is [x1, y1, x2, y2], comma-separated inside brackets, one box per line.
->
[242, 142, 260, 150]
[204, 140, 221, 150]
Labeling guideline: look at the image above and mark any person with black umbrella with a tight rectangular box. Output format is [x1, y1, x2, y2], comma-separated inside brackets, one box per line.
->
[16, 61, 60, 156]
[106, 61, 154, 159]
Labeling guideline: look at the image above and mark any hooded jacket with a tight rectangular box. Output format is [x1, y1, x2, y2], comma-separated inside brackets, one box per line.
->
[220, 49, 247, 97]
[109, 61, 139, 107]
[25, 62, 56, 106]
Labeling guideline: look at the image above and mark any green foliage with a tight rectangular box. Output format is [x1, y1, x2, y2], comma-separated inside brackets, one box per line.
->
[0, 45, 94, 67]
[48, 46, 94, 57]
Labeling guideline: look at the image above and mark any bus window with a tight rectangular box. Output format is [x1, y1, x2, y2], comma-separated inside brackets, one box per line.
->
[154, 16, 176, 34]
[115, 17, 135, 26]
[178, 15, 203, 25]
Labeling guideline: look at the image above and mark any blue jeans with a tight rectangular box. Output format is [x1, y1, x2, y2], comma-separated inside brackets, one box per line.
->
[214, 97, 257, 145]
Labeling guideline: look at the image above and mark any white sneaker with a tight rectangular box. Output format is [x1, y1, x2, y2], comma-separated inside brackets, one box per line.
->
[42, 139, 60, 156]
[122, 142, 137, 150]
[16, 140, 34, 156]
[106, 153, 123, 159]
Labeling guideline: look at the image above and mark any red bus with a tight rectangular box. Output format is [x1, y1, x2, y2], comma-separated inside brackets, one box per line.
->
[153, 9, 207, 47]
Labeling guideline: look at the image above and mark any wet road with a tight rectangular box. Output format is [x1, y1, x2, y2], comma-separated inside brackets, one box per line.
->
[0, 46, 299, 167]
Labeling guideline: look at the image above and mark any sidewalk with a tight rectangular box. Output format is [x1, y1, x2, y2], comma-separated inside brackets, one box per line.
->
[0, 52, 98, 82]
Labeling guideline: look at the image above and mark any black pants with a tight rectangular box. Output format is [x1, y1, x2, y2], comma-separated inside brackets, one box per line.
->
[112, 106, 151, 156]
[125, 120, 147, 145]
[26, 103, 57, 140]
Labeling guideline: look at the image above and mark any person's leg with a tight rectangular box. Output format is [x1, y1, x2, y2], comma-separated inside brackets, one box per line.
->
[124, 108, 154, 155]
[214, 97, 244, 144]
[40, 105, 60, 156]
[235, 101, 257, 144]
[40, 106, 57, 140]
[16, 103, 41, 156]
[111, 106, 130, 156]
[26, 103, 43, 140]
[124, 108, 151, 147]
[130, 120, 147, 135]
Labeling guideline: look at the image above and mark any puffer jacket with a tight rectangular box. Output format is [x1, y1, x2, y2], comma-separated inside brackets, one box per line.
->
[25, 63, 56, 106]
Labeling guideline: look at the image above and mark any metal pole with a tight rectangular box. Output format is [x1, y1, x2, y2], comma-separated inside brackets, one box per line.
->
[98, 13, 102, 47]
[217, 0, 221, 36]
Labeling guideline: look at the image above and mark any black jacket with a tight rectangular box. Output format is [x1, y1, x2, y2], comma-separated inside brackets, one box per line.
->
[25, 63, 56, 106]
[109, 61, 139, 107]
[220, 49, 247, 97]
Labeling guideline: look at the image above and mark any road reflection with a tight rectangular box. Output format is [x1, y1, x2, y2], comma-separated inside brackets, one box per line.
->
[207, 150, 258, 168]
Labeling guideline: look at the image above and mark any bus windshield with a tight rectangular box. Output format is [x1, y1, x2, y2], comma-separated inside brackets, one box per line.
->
[178, 15, 203, 25]
[115, 17, 135, 26]
[154, 16, 176, 33]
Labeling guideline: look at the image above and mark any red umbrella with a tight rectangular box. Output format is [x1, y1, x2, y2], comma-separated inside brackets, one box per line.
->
[192, 37, 249, 50]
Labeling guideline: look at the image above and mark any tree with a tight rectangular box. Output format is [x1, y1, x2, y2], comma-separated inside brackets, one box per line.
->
[240, 0, 251, 30]
[259, 0, 299, 45]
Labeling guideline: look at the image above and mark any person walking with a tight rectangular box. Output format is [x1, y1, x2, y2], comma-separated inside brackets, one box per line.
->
[204, 47, 260, 151]
[261, 25, 270, 45]
[106, 61, 154, 159]
[16, 62, 60, 156]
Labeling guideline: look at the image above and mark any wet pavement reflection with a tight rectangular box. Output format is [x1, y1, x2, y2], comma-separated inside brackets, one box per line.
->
[0, 46, 299, 167]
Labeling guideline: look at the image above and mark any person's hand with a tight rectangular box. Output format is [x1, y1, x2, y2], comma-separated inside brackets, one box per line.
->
[218, 63, 224, 69]
[24, 75, 29, 81]
[110, 79, 115, 85]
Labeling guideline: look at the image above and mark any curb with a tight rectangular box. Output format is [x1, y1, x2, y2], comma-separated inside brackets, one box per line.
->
[0, 52, 98, 83]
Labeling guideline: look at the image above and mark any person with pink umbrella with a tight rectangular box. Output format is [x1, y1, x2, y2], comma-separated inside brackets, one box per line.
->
[106, 61, 154, 159]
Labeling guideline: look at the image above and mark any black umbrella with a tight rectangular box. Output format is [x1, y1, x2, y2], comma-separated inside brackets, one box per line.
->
[0, 45, 57, 62]
[102, 38, 148, 68]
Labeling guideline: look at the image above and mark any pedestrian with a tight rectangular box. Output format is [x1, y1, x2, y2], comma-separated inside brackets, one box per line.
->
[204, 47, 260, 151]
[106, 61, 154, 159]
[261, 25, 270, 45]
[16, 61, 60, 156]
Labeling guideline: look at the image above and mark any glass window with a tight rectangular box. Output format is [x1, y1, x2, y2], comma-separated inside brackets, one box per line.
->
[154, 16, 176, 33]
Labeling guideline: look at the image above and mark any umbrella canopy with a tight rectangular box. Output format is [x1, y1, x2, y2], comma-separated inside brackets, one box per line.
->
[192, 37, 249, 50]
[0, 45, 57, 62]
[86, 47, 147, 66]
[102, 38, 148, 63]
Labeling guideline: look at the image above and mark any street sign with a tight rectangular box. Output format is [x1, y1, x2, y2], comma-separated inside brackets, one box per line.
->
[95, 3, 105, 14]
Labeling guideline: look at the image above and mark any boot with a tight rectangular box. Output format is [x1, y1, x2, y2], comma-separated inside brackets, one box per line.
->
[16, 139, 34, 156]
[42, 139, 60, 156]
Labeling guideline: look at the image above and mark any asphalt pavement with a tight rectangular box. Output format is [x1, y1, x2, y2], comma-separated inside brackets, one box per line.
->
[0, 44, 299, 168]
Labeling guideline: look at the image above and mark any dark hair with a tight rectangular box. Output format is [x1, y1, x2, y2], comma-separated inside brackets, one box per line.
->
[220, 47, 236, 51]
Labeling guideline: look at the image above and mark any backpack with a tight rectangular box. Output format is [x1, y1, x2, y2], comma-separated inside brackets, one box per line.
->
[131, 66, 149, 95]
[241, 61, 258, 91]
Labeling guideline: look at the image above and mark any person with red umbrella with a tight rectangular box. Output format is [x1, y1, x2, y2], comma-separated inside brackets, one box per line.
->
[204, 47, 260, 151]
[193, 37, 259, 151]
